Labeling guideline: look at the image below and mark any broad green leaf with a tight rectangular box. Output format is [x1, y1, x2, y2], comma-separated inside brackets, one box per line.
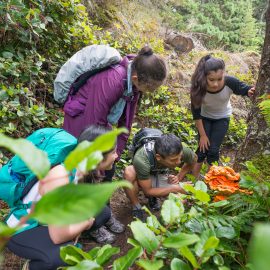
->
[213, 254, 224, 266]
[143, 206, 166, 234]
[127, 238, 141, 248]
[179, 246, 199, 268]
[95, 244, 120, 265]
[0, 133, 50, 180]
[203, 236, 219, 251]
[210, 200, 229, 208]
[171, 258, 191, 270]
[161, 199, 184, 225]
[0, 222, 18, 237]
[0, 223, 18, 251]
[136, 259, 163, 270]
[31, 181, 131, 225]
[239, 174, 256, 189]
[216, 227, 236, 239]
[163, 233, 200, 249]
[113, 247, 142, 270]
[77, 151, 103, 173]
[218, 267, 230, 270]
[65, 128, 127, 170]
[194, 190, 210, 203]
[183, 184, 197, 193]
[2, 51, 13, 58]
[88, 247, 101, 259]
[183, 184, 210, 203]
[185, 219, 203, 234]
[66, 260, 102, 270]
[248, 223, 270, 270]
[130, 221, 159, 254]
[60, 245, 92, 265]
[195, 181, 208, 192]
[195, 230, 216, 257]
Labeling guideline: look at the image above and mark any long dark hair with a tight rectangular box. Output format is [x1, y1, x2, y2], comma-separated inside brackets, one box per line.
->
[78, 125, 113, 183]
[131, 46, 167, 84]
[191, 55, 225, 108]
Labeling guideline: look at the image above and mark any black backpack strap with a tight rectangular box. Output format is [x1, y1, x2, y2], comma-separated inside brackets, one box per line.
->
[20, 177, 38, 200]
[144, 142, 159, 187]
[71, 66, 112, 96]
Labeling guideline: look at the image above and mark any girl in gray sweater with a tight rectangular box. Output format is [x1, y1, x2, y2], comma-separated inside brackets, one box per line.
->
[190, 55, 255, 177]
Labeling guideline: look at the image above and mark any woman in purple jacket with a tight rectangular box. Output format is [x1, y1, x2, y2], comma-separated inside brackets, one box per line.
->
[62, 46, 167, 241]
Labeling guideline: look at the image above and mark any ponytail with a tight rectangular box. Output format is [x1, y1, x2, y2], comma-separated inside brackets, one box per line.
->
[191, 55, 225, 108]
[131, 45, 167, 84]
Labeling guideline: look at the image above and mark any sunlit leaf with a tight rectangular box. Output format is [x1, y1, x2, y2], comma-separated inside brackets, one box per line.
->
[66, 260, 102, 270]
[161, 198, 184, 225]
[248, 223, 270, 270]
[95, 245, 120, 265]
[179, 246, 199, 268]
[136, 259, 163, 270]
[163, 233, 200, 249]
[65, 128, 127, 171]
[60, 245, 92, 265]
[0, 134, 50, 180]
[113, 247, 142, 270]
[31, 181, 131, 225]
[130, 221, 159, 254]
[171, 258, 191, 270]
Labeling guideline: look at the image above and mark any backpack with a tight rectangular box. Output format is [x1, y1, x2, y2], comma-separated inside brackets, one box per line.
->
[54, 44, 134, 125]
[131, 128, 163, 172]
[54, 44, 122, 104]
[0, 128, 77, 208]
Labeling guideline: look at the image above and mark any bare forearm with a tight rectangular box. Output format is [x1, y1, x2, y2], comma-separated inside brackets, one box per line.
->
[177, 163, 193, 181]
[49, 220, 92, 244]
[144, 186, 182, 197]
[195, 119, 206, 137]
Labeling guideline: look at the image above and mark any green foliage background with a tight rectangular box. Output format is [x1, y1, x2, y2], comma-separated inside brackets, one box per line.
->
[161, 0, 267, 52]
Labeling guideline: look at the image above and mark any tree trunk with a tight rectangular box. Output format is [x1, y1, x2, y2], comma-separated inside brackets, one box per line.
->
[234, 1, 270, 170]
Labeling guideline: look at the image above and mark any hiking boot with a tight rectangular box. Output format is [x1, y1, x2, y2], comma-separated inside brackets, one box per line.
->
[105, 214, 125, 233]
[22, 260, 30, 270]
[148, 197, 161, 211]
[132, 208, 146, 222]
[89, 226, 116, 244]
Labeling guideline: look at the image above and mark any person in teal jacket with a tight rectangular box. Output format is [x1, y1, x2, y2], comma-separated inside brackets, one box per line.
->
[5, 125, 120, 270]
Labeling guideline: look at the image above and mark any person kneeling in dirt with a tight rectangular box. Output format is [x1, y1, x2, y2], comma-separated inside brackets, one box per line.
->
[4, 126, 124, 270]
[124, 133, 197, 220]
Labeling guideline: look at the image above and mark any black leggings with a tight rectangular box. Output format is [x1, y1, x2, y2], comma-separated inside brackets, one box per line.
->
[196, 117, 230, 164]
[7, 206, 111, 270]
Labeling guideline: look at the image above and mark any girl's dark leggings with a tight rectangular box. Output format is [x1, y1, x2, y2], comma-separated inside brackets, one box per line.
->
[7, 206, 111, 270]
[196, 117, 230, 164]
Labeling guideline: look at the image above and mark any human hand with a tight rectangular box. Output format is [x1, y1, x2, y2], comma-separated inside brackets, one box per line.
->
[168, 174, 179, 184]
[86, 218, 95, 230]
[199, 135, 210, 152]
[248, 87, 255, 98]
[172, 184, 187, 194]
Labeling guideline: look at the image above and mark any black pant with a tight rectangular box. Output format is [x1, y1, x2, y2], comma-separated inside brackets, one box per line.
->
[196, 117, 230, 164]
[7, 206, 111, 270]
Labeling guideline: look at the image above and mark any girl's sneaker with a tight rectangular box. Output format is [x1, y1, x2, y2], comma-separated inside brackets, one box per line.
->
[89, 226, 116, 244]
[105, 214, 125, 233]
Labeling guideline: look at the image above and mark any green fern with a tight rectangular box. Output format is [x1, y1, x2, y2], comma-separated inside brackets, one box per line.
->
[259, 97, 270, 127]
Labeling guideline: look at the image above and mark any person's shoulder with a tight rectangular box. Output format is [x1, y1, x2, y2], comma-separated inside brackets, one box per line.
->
[224, 75, 250, 95]
[133, 146, 148, 163]
[224, 75, 240, 89]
